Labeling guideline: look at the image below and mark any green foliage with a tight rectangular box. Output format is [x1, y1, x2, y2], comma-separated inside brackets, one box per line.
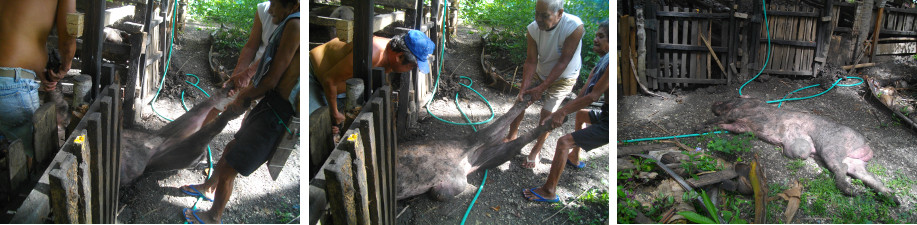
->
[698, 132, 755, 155]
[632, 156, 655, 172]
[618, 170, 635, 181]
[801, 172, 899, 223]
[786, 159, 805, 175]
[680, 151, 723, 179]
[580, 188, 609, 205]
[617, 185, 641, 224]
[677, 190, 748, 224]
[188, 0, 264, 51]
[460, 0, 610, 81]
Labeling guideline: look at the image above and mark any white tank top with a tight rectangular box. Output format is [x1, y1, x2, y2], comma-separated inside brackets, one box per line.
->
[526, 12, 583, 80]
[254, 1, 279, 64]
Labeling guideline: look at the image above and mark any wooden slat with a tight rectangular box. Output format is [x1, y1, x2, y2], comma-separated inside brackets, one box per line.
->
[370, 98, 389, 225]
[656, 78, 729, 84]
[662, 6, 671, 89]
[646, 3, 659, 89]
[885, 7, 917, 15]
[324, 150, 357, 225]
[879, 29, 917, 36]
[86, 113, 104, 224]
[355, 113, 381, 224]
[690, 13, 698, 82]
[48, 153, 80, 224]
[655, 11, 731, 19]
[680, 7, 688, 88]
[99, 96, 113, 224]
[381, 86, 396, 225]
[765, 10, 820, 18]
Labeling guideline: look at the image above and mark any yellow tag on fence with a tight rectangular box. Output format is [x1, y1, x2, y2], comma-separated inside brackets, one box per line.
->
[74, 135, 85, 144]
[347, 133, 358, 142]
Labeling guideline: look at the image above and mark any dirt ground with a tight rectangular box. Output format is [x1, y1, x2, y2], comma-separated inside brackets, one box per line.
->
[393, 24, 611, 224]
[617, 58, 917, 223]
[116, 22, 300, 224]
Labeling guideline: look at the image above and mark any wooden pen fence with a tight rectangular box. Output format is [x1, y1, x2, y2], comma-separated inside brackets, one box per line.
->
[310, 86, 397, 225]
[647, 5, 737, 89]
[11, 85, 122, 224]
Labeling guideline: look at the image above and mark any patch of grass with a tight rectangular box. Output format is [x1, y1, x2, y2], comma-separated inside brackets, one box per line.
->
[786, 159, 805, 175]
[680, 151, 723, 179]
[868, 163, 888, 177]
[888, 170, 917, 196]
[698, 132, 755, 155]
[801, 172, 899, 223]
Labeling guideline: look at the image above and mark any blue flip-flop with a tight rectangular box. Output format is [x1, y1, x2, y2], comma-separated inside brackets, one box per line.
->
[181, 185, 214, 202]
[567, 160, 585, 169]
[523, 188, 559, 203]
[183, 208, 221, 224]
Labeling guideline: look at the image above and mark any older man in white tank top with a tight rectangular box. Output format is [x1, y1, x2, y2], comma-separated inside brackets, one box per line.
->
[507, 0, 585, 169]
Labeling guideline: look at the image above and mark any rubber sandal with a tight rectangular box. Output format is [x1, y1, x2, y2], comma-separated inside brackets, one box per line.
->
[180, 185, 214, 202]
[523, 188, 559, 203]
[566, 160, 586, 169]
[183, 208, 221, 224]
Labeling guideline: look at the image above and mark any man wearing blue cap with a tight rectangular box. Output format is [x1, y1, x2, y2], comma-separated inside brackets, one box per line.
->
[310, 29, 435, 133]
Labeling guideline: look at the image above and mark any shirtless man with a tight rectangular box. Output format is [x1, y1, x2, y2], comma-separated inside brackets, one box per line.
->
[309, 30, 434, 131]
[0, 0, 77, 163]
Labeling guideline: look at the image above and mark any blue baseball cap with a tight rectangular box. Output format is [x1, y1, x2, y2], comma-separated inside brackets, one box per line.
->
[404, 30, 435, 74]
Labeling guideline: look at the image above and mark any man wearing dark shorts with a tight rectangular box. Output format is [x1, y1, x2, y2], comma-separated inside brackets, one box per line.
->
[523, 20, 608, 203]
[179, 0, 300, 223]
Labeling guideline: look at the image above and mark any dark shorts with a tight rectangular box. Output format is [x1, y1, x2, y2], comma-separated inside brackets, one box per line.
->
[225, 91, 294, 176]
[571, 109, 608, 151]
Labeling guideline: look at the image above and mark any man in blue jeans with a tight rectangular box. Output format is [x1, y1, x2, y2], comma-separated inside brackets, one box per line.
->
[0, 0, 77, 168]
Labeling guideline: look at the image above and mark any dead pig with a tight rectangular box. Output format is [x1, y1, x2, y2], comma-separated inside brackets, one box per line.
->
[702, 97, 898, 203]
[397, 98, 562, 200]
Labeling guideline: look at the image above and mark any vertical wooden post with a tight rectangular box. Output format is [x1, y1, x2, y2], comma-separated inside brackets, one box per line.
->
[646, 3, 658, 89]
[99, 96, 113, 223]
[86, 113, 104, 224]
[397, 72, 412, 135]
[369, 98, 389, 224]
[356, 114, 381, 224]
[71, 129, 92, 224]
[355, 0, 375, 100]
[48, 153, 79, 224]
[380, 86, 396, 225]
[125, 33, 144, 128]
[32, 103, 57, 166]
[81, 0, 105, 99]
[5, 139, 27, 191]
[339, 130, 370, 225]
[108, 85, 122, 222]
[324, 150, 357, 225]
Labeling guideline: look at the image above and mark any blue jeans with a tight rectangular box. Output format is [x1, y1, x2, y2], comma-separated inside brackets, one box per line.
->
[0, 67, 40, 157]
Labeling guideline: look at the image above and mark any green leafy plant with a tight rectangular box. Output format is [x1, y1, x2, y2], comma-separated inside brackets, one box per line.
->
[632, 156, 656, 172]
[460, 0, 610, 82]
[188, 0, 263, 51]
[617, 185, 641, 223]
[801, 171, 899, 223]
[698, 132, 755, 155]
[680, 151, 723, 179]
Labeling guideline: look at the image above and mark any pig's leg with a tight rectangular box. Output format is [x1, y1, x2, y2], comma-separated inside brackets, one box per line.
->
[821, 152, 858, 196]
[431, 170, 466, 201]
[845, 158, 898, 204]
